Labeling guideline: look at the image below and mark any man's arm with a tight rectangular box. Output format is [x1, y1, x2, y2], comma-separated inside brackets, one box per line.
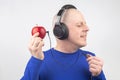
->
[21, 56, 43, 80]
[21, 32, 45, 80]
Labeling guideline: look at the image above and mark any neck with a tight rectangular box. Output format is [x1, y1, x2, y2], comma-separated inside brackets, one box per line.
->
[55, 40, 79, 53]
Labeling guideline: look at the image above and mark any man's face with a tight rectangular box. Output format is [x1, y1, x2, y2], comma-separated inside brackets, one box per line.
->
[65, 9, 89, 48]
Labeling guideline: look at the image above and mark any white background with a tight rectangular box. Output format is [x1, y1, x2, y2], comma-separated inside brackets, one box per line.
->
[0, 0, 120, 80]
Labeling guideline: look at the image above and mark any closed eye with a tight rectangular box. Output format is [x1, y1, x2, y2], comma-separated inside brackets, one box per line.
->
[77, 22, 86, 27]
[77, 25, 82, 27]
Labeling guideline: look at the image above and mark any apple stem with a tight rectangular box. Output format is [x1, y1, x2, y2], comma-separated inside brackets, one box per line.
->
[36, 24, 38, 26]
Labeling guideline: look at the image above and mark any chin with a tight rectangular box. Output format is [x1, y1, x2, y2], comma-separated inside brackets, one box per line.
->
[79, 42, 87, 48]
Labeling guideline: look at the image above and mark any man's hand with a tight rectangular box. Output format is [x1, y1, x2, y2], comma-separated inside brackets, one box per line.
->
[28, 32, 44, 60]
[87, 54, 104, 76]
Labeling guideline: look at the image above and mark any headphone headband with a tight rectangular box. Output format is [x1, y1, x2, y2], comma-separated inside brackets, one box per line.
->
[56, 4, 77, 25]
[57, 4, 77, 16]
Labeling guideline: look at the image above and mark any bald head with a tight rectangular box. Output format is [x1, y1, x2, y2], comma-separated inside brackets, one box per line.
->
[61, 9, 86, 27]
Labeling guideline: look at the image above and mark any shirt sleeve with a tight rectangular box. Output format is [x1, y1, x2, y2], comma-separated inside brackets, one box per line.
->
[92, 71, 106, 80]
[20, 56, 43, 80]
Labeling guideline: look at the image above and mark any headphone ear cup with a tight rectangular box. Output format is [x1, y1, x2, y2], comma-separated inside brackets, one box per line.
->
[53, 23, 69, 40]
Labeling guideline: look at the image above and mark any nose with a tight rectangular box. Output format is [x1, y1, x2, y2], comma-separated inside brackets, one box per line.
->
[84, 24, 89, 32]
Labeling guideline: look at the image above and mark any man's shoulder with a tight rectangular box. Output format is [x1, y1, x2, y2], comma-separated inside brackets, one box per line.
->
[43, 48, 52, 54]
[79, 49, 95, 56]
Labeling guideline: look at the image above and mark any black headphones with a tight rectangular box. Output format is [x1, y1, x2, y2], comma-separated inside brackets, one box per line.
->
[53, 4, 77, 40]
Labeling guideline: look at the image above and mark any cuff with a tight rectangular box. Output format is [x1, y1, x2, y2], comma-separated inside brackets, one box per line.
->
[92, 71, 106, 80]
[28, 56, 43, 67]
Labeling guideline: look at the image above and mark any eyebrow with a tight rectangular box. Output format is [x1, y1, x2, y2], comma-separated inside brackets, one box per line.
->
[77, 21, 86, 25]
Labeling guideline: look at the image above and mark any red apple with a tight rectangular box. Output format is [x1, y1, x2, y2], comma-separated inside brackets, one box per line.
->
[31, 25, 46, 39]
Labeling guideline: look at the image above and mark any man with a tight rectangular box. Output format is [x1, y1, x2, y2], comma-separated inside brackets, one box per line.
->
[21, 4, 106, 80]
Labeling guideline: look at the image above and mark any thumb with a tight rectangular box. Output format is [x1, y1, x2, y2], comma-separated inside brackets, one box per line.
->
[86, 54, 92, 58]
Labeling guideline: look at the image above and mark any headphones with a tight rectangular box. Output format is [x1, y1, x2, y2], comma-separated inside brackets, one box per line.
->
[53, 4, 77, 40]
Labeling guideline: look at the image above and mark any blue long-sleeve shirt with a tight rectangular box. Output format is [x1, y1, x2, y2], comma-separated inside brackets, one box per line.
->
[21, 48, 106, 80]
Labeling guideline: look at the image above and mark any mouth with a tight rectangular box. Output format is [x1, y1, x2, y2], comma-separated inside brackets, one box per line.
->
[80, 35, 87, 40]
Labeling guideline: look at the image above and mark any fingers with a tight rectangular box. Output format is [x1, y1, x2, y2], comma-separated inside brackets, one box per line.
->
[30, 32, 44, 47]
[86, 54, 103, 76]
[29, 32, 39, 47]
[87, 56, 102, 62]
[32, 32, 39, 38]
[87, 56, 103, 67]
[28, 32, 45, 60]
[32, 38, 42, 47]
[28, 32, 44, 53]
